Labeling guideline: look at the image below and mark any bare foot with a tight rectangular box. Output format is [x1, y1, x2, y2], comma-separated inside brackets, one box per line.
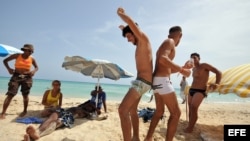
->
[26, 125, 40, 140]
[132, 136, 140, 141]
[19, 111, 27, 117]
[26, 125, 33, 134]
[0, 114, 6, 119]
[24, 134, 30, 141]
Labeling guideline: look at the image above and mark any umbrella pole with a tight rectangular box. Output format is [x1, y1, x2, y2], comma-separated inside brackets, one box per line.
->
[95, 76, 100, 116]
[186, 94, 188, 121]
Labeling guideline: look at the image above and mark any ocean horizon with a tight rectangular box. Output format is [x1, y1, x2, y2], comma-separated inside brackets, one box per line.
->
[0, 76, 249, 104]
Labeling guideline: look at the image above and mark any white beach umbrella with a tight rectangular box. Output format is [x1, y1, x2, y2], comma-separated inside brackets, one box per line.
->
[62, 56, 134, 108]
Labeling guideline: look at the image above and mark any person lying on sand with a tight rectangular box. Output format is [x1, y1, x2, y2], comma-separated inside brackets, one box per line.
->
[24, 101, 107, 141]
[24, 107, 77, 141]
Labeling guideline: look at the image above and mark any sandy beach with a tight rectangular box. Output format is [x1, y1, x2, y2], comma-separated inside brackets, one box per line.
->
[0, 94, 250, 141]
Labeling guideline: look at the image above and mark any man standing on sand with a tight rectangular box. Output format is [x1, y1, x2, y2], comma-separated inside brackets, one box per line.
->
[144, 26, 192, 141]
[0, 44, 38, 119]
[185, 52, 221, 133]
[117, 7, 153, 141]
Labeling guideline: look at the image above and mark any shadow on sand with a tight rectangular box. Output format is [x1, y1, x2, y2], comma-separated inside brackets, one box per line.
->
[155, 119, 223, 141]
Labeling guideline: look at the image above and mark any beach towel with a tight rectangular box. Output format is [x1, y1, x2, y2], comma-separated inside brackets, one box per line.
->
[16, 117, 43, 124]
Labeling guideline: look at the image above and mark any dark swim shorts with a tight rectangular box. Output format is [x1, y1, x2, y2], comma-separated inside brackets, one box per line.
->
[6, 73, 32, 96]
[189, 88, 207, 97]
[56, 108, 74, 128]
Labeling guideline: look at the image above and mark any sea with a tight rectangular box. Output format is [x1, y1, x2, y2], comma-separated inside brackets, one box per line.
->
[0, 76, 249, 103]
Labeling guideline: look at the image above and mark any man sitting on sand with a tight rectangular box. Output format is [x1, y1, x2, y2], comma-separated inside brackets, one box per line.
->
[90, 85, 107, 115]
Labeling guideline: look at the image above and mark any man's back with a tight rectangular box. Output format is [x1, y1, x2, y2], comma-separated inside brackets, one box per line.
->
[154, 39, 176, 77]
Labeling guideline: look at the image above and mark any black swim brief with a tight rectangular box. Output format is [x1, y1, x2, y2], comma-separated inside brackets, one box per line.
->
[189, 88, 207, 97]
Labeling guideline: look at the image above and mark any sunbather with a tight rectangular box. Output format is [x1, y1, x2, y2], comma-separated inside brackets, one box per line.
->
[24, 101, 97, 141]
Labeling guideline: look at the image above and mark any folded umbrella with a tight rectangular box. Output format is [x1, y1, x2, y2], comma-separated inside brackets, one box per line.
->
[208, 64, 250, 98]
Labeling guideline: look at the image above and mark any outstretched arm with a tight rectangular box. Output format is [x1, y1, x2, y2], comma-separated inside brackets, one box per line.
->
[117, 7, 142, 38]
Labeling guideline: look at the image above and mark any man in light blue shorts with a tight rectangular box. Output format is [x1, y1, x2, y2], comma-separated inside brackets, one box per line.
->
[117, 7, 153, 141]
[131, 77, 152, 96]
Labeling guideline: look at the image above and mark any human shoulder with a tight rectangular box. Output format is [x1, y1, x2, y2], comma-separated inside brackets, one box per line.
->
[4, 53, 19, 61]
[59, 92, 63, 98]
[45, 89, 51, 94]
[161, 38, 175, 48]
[199, 63, 215, 70]
[42, 90, 50, 98]
[157, 39, 174, 54]
[13, 53, 21, 58]
[30, 56, 36, 61]
[141, 31, 150, 40]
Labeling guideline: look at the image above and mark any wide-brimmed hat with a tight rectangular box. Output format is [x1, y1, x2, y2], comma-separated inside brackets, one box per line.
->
[21, 44, 34, 52]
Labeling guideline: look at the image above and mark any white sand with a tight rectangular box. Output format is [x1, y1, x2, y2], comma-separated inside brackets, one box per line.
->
[0, 94, 250, 141]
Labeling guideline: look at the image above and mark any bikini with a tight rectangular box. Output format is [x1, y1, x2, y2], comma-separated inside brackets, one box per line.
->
[44, 90, 61, 108]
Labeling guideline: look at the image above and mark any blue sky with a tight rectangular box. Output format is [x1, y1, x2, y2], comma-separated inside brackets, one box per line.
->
[0, 0, 250, 88]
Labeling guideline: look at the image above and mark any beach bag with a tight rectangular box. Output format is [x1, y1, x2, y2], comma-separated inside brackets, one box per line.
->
[138, 107, 156, 123]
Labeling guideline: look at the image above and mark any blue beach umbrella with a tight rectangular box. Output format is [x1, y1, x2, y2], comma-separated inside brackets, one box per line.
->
[0, 44, 23, 57]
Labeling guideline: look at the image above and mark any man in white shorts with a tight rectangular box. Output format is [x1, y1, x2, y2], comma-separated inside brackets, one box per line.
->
[144, 26, 192, 141]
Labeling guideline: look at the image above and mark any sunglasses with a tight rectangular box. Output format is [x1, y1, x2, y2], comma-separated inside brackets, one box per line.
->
[23, 49, 33, 53]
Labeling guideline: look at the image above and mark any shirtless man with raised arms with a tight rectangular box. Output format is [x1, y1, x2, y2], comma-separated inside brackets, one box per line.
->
[117, 7, 153, 141]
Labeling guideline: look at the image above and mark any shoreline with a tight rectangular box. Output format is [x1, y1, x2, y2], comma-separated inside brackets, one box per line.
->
[1, 95, 250, 141]
[1, 76, 249, 104]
